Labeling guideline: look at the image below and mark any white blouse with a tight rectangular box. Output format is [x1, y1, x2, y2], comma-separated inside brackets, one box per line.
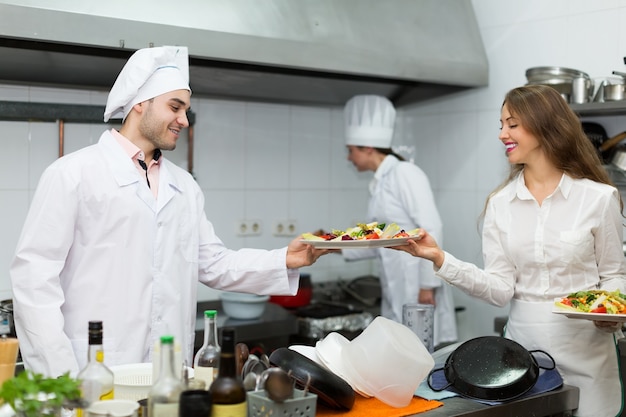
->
[437, 172, 626, 306]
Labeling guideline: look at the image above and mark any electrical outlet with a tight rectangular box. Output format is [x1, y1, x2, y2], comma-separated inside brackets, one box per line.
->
[273, 219, 298, 236]
[236, 219, 262, 236]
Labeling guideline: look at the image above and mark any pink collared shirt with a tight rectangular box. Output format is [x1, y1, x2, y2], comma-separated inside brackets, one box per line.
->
[110, 129, 160, 197]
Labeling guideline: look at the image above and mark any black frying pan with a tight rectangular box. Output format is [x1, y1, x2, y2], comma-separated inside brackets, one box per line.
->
[269, 347, 355, 410]
[427, 336, 555, 402]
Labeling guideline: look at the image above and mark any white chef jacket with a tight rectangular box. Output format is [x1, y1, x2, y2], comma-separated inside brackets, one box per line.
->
[437, 172, 626, 417]
[10, 130, 299, 377]
[344, 155, 458, 345]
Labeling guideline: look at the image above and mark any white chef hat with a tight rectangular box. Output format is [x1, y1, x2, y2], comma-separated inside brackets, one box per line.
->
[104, 46, 191, 122]
[344, 95, 396, 148]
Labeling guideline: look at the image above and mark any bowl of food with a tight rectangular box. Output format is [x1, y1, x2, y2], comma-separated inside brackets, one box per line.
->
[220, 292, 270, 320]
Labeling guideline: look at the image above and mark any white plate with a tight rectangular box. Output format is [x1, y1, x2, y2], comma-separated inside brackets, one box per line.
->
[300, 235, 420, 249]
[552, 302, 626, 322]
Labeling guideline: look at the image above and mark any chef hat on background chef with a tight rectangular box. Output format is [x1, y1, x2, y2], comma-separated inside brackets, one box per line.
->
[104, 46, 191, 122]
[345, 94, 396, 148]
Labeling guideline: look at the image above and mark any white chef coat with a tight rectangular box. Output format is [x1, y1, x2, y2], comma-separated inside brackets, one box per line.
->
[344, 155, 458, 346]
[437, 172, 626, 417]
[10, 130, 299, 377]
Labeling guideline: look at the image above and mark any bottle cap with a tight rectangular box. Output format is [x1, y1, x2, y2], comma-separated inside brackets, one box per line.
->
[204, 310, 217, 318]
[160, 335, 174, 344]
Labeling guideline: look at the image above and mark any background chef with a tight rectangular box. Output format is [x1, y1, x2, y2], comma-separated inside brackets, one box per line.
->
[341, 94, 457, 348]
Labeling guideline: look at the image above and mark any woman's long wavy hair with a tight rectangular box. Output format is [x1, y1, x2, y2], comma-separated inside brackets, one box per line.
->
[483, 84, 622, 216]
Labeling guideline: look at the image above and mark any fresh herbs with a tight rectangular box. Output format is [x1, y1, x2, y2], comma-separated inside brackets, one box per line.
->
[0, 370, 81, 417]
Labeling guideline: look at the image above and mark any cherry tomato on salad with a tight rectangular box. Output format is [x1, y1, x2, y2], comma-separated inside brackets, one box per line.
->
[560, 298, 573, 306]
[320, 234, 336, 241]
[590, 305, 607, 314]
[365, 233, 380, 240]
[394, 231, 410, 238]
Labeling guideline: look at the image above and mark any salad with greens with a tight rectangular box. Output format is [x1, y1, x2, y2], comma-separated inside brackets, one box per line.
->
[302, 222, 421, 242]
[555, 289, 626, 315]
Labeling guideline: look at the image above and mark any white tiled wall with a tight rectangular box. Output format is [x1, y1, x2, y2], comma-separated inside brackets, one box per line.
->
[2, 0, 626, 342]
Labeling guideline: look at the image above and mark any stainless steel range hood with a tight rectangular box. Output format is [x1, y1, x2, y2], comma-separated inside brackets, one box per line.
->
[0, 0, 488, 107]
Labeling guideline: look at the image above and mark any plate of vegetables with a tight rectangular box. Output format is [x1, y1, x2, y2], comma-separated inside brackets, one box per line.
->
[300, 222, 422, 249]
[552, 289, 626, 322]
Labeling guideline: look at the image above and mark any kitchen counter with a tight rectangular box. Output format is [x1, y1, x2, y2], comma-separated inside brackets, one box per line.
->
[416, 385, 579, 416]
[195, 300, 298, 354]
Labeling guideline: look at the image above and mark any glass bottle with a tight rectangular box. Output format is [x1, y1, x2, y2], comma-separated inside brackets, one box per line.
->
[76, 321, 114, 417]
[148, 335, 184, 417]
[193, 309, 220, 390]
[209, 328, 247, 417]
[179, 389, 212, 417]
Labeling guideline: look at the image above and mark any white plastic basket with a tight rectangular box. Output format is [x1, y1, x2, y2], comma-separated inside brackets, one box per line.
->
[110, 363, 195, 401]
[110, 363, 153, 401]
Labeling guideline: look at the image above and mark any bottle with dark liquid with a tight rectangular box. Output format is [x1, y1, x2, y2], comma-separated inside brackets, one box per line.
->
[209, 327, 247, 417]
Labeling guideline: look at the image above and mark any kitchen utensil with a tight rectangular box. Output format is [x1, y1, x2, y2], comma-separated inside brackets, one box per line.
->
[235, 342, 249, 377]
[581, 121, 608, 149]
[338, 316, 435, 408]
[427, 336, 556, 402]
[612, 147, 626, 171]
[571, 76, 589, 103]
[526, 66, 593, 97]
[315, 333, 372, 397]
[219, 292, 269, 320]
[241, 354, 269, 391]
[248, 388, 317, 417]
[402, 303, 435, 353]
[604, 84, 625, 101]
[269, 347, 355, 410]
[269, 273, 312, 308]
[262, 367, 295, 403]
[0, 336, 18, 386]
[598, 131, 626, 153]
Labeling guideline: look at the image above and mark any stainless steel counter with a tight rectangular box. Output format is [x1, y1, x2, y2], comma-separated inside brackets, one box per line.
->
[414, 385, 579, 417]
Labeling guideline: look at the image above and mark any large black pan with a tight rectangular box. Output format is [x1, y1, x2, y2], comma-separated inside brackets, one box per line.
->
[269, 347, 355, 410]
[427, 336, 555, 401]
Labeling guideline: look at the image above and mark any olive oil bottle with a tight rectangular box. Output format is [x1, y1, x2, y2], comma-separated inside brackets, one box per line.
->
[209, 327, 246, 417]
[76, 321, 114, 417]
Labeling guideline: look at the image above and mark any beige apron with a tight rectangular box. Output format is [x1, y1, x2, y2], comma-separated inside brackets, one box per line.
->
[507, 299, 622, 417]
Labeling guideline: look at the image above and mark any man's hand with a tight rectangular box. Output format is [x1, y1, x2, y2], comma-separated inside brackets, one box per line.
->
[286, 235, 331, 269]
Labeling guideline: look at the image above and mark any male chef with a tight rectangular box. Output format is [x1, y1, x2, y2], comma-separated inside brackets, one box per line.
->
[10, 45, 326, 377]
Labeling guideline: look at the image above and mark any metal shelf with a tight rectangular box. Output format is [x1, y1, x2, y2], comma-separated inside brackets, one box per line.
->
[571, 101, 626, 117]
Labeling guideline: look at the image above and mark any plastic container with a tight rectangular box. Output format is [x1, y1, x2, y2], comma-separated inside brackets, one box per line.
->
[247, 389, 317, 417]
[110, 363, 194, 401]
[341, 316, 434, 408]
[219, 292, 269, 320]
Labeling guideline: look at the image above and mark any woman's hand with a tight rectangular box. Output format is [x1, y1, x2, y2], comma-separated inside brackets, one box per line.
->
[391, 230, 446, 268]
[593, 320, 623, 333]
[285, 235, 331, 269]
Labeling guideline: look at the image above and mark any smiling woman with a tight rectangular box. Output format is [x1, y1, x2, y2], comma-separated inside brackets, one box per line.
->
[393, 84, 626, 417]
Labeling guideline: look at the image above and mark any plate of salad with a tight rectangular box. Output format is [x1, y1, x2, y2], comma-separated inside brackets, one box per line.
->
[552, 289, 626, 322]
[300, 222, 423, 249]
